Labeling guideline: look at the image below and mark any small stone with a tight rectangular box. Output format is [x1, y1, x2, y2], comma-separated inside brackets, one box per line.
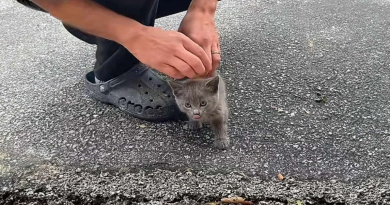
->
[291, 188, 300, 193]
[19, 181, 27, 187]
[139, 124, 146, 128]
[76, 168, 81, 173]
[255, 109, 261, 113]
[277, 174, 284, 181]
[303, 108, 310, 114]
[119, 167, 129, 173]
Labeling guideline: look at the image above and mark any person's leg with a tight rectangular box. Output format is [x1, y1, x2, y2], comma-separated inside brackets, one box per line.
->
[93, 0, 192, 81]
[90, 0, 159, 81]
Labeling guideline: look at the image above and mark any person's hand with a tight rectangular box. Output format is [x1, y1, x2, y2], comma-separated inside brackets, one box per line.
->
[121, 26, 212, 79]
[178, 10, 221, 77]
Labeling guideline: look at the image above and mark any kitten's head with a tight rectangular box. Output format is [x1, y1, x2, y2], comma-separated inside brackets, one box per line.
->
[168, 76, 220, 121]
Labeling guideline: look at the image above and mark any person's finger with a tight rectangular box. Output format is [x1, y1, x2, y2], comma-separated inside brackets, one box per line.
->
[180, 35, 211, 75]
[159, 64, 185, 79]
[169, 57, 197, 79]
[204, 46, 212, 77]
[176, 47, 206, 77]
[211, 43, 221, 74]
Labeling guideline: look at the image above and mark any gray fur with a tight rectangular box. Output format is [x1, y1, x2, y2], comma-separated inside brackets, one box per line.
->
[168, 74, 229, 149]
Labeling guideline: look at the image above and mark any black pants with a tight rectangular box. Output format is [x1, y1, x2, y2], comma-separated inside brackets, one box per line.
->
[71, 0, 193, 81]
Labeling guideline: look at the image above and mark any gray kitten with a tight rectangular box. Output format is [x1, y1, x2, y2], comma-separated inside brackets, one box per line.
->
[168, 74, 229, 149]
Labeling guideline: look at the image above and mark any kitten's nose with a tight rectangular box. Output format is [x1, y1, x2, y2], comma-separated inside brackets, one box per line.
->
[193, 109, 200, 115]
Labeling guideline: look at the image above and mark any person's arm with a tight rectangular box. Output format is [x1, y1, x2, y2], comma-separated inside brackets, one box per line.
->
[179, 0, 221, 77]
[30, 0, 211, 79]
[31, 0, 143, 45]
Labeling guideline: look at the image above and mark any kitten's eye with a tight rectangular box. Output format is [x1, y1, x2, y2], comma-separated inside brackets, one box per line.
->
[200, 101, 207, 106]
[184, 103, 191, 108]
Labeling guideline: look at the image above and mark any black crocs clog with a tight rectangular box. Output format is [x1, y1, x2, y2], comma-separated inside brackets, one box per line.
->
[85, 63, 188, 122]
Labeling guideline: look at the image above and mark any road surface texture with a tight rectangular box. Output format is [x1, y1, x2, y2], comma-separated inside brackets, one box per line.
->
[1, 0, 390, 204]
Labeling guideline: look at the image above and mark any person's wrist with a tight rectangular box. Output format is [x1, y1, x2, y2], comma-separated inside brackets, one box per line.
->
[115, 20, 148, 47]
[188, 0, 218, 16]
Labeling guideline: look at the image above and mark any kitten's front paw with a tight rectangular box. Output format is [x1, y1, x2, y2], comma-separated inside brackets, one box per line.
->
[214, 137, 230, 150]
[188, 121, 202, 130]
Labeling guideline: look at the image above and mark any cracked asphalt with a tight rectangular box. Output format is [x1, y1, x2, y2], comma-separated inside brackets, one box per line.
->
[1, 0, 390, 204]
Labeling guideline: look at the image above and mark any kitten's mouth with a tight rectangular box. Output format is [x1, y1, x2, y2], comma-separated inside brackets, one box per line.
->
[192, 115, 201, 120]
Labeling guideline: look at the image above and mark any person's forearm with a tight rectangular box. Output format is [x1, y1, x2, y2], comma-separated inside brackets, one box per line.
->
[31, 0, 145, 45]
[188, 0, 219, 15]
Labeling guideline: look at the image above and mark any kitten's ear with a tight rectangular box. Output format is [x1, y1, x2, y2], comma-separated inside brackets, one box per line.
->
[205, 75, 220, 94]
[168, 80, 184, 97]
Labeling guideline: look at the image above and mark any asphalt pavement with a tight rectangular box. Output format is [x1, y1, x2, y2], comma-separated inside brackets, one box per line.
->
[1, 0, 390, 204]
